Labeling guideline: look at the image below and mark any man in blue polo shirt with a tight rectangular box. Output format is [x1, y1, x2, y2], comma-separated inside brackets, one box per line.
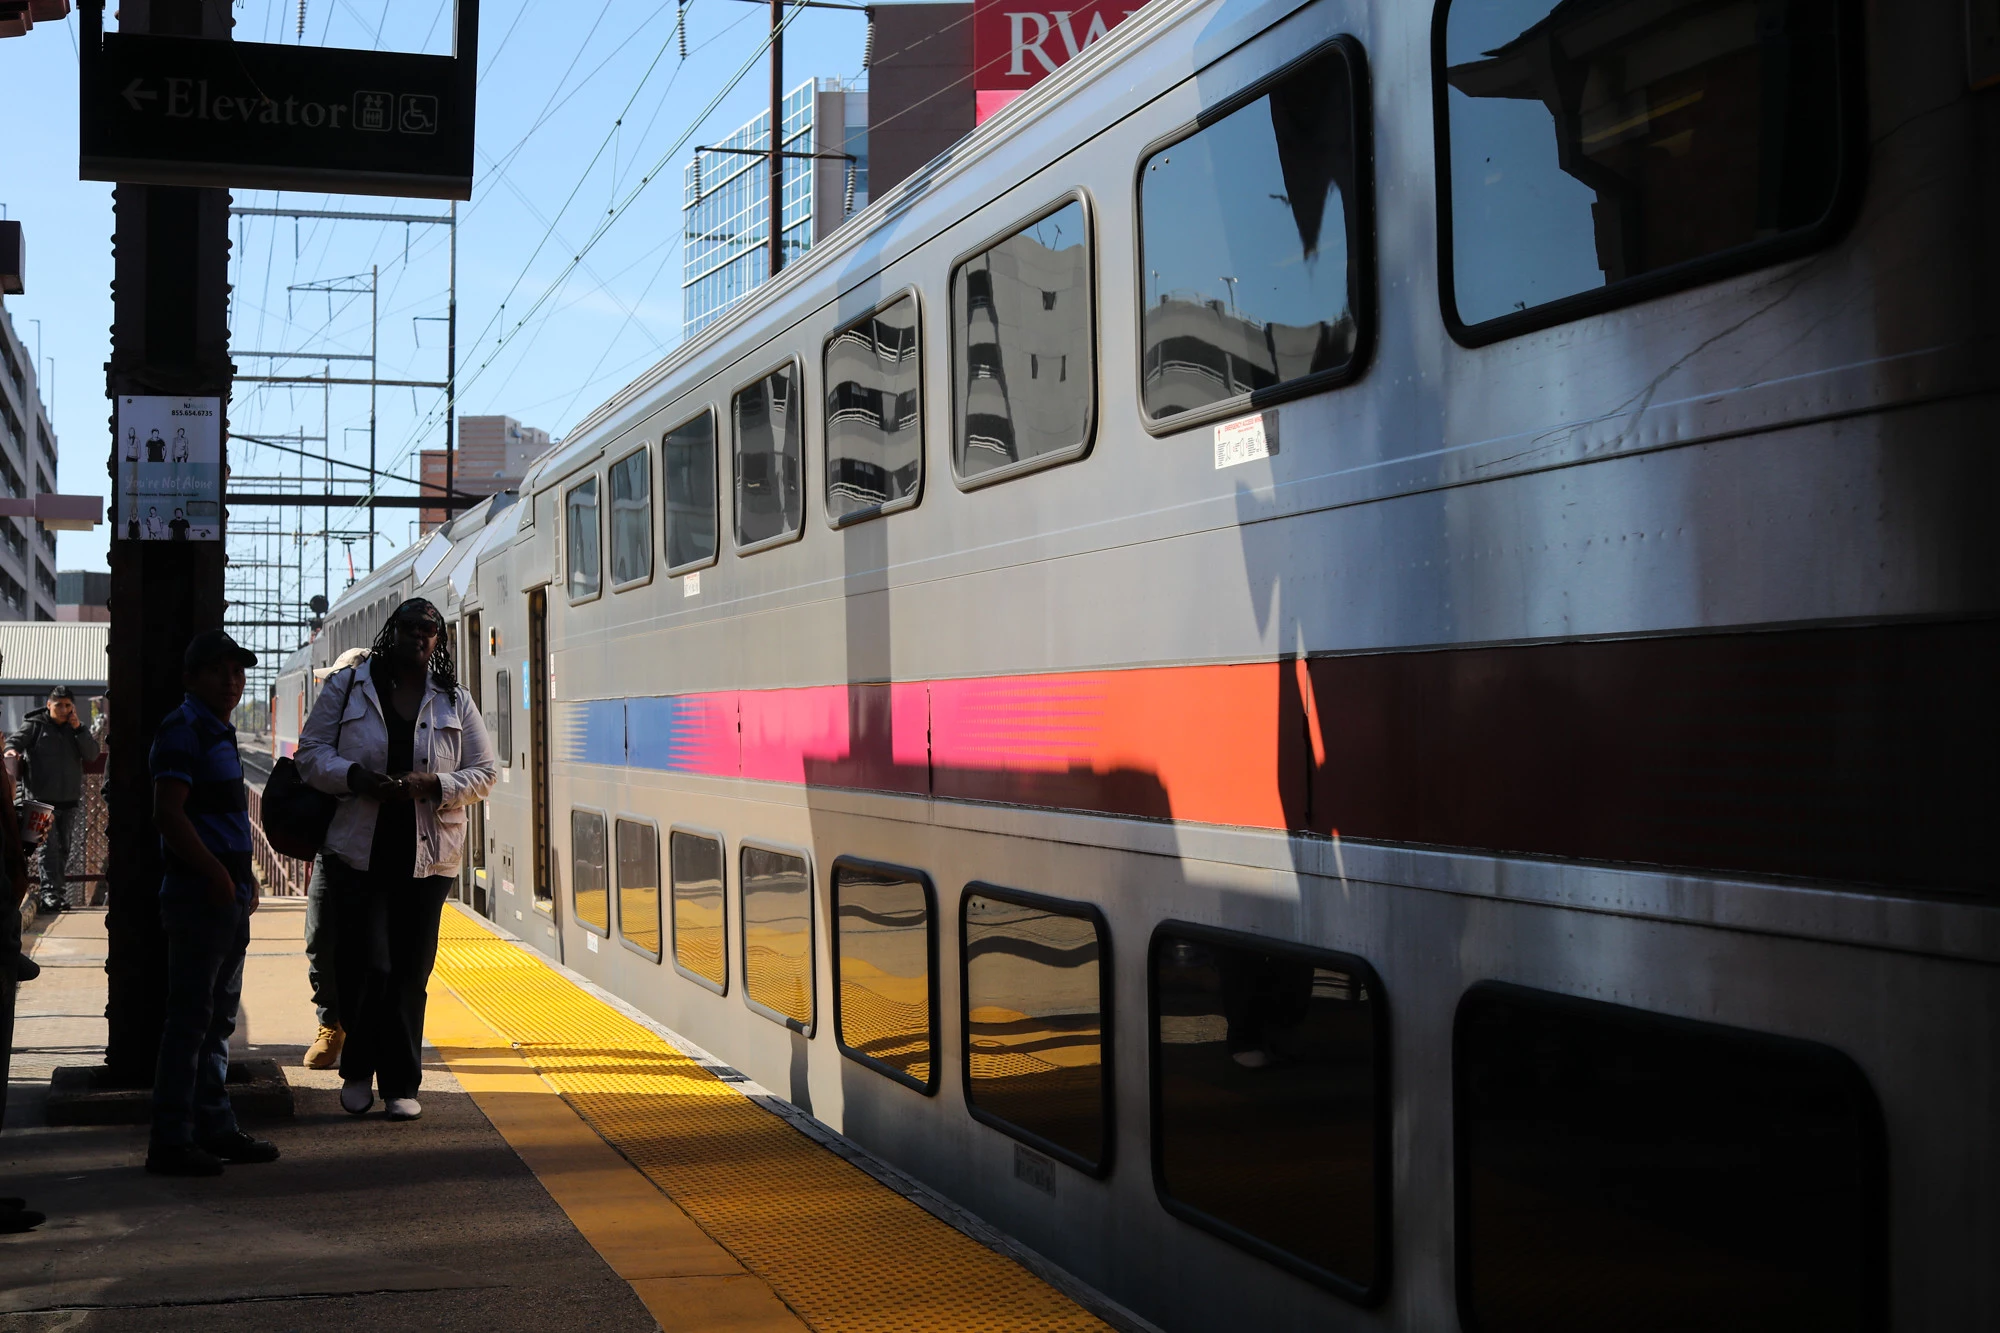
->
[146, 629, 282, 1176]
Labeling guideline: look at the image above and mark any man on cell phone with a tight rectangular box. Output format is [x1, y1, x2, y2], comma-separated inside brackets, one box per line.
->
[6, 687, 101, 914]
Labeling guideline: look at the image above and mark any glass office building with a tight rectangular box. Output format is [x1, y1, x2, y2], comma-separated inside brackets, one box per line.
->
[683, 79, 868, 337]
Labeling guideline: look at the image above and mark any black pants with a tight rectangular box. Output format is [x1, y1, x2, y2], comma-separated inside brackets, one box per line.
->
[327, 859, 452, 1100]
[35, 801, 78, 908]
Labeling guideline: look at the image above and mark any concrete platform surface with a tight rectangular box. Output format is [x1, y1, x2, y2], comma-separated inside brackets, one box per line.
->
[1, 902, 659, 1331]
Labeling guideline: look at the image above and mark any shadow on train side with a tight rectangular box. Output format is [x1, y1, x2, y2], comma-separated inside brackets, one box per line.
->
[1232, 472, 2000, 895]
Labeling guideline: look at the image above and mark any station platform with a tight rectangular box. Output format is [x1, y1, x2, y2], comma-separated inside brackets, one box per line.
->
[2, 901, 1119, 1331]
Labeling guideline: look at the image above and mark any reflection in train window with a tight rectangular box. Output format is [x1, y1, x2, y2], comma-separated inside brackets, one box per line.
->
[733, 363, 804, 550]
[608, 447, 653, 587]
[565, 475, 601, 600]
[952, 199, 1094, 483]
[741, 845, 813, 1030]
[1456, 983, 1885, 1333]
[616, 819, 661, 959]
[833, 862, 934, 1092]
[570, 809, 609, 933]
[669, 831, 727, 992]
[1439, 0, 1855, 336]
[824, 295, 922, 524]
[1152, 925, 1384, 1301]
[962, 887, 1108, 1174]
[663, 409, 718, 573]
[1138, 41, 1368, 423]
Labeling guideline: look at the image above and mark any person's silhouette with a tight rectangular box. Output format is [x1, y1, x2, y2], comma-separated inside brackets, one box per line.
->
[169, 508, 190, 541]
[123, 429, 139, 461]
[145, 430, 166, 463]
[145, 506, 162, 540]
[171, 429, 190, 463]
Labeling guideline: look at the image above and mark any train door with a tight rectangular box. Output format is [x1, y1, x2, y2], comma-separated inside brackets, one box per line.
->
[464, 610, 488, 917]
[528, 587, 560, 961]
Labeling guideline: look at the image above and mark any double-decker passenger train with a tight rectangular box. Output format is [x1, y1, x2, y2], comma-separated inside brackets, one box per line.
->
[275, 0, 1999, 1325]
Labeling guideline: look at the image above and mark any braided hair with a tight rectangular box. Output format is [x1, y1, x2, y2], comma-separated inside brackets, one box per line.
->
[369, 597, 459, 696]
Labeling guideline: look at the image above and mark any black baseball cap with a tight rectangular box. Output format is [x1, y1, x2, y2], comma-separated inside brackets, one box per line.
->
[184, 629, 258, 672]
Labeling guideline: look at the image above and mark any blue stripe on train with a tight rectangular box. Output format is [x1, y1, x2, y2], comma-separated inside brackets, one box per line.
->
[561, 695, 713, 774]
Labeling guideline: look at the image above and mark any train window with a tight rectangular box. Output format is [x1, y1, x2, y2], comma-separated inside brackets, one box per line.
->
[615, 819, 662, 960]
[565, 475, 601, 601]
[1136, 39, 1370, 428]
[1437, 0, 1858, 342]
[823, 294, 923, 525]
[962, 886, 1109, 1175]
[608, 446, 653, 589]
[663, 408, 718, 574]
[833, 860, 935, 1093]
[1455, 983, 1885, 1333]
[669, 830, 727, 993]
[493, 668, 512, 766]
[1151, 924, 1385, 1302]
[950, 198, 1094, 485]
[732, 362, 805, 552]
[570, 809, 609, 934]
[741, 845, 813, 1030]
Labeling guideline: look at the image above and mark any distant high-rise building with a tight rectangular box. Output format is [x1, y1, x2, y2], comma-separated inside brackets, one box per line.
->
[57, 570, 110, 623]
[0, 302, 59, 620]
[419, 415, 551, 532]
[682, 78, 868, 337]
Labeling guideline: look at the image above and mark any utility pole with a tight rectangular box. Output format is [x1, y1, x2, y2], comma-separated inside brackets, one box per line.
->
[369, 262, 377, 569]
[445, 202, 457, 526]
[769, 0, 785, 278]
[96, 0, 233, 1085]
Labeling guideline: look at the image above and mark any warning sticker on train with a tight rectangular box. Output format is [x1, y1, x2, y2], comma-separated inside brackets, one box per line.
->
[1214, 412, 1275, 469]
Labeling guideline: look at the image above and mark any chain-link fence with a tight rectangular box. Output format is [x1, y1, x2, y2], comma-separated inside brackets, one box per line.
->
[28, 761, 311, 905]
[29, 765, 110, 909]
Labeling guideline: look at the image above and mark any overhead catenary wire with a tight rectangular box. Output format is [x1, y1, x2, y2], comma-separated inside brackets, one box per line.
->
[377, 1, 813, 496]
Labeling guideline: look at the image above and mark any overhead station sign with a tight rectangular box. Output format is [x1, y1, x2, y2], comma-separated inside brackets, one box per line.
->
[77, 0, 477, 199]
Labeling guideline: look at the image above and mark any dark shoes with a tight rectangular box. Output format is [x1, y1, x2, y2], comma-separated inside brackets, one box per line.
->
[0, 1201, 45, 1234]
[9, 953, 35, 982]
[144, 1143, 225, 1176]
[197, 1130, 281, 1164]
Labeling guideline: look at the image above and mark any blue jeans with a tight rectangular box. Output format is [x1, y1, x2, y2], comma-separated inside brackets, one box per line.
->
[151, 897, 250, 1148]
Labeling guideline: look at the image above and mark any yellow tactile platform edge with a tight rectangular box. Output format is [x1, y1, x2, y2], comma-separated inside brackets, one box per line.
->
[429, 906, 1108, 1333]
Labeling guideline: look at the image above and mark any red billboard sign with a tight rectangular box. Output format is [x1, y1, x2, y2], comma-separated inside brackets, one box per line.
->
[972, 0, 1144, 122]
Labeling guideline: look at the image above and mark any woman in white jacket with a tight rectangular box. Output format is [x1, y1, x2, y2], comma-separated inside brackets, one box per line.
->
[297, 598, 496, 1120]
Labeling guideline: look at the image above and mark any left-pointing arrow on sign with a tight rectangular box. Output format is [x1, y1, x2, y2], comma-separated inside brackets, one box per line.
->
[121, 79, 158, 111]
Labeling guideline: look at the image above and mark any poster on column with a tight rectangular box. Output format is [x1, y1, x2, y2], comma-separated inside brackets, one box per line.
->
[115, 396, 222, 542]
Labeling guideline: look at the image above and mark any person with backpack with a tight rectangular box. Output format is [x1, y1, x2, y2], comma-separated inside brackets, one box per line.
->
[295, 599, 496, 1121]
[6, 686, 103, 913]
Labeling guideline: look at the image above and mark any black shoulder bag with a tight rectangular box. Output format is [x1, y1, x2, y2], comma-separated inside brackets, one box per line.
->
[260, 669, 355, 861]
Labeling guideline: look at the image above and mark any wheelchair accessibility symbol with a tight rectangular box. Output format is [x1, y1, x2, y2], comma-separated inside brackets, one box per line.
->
[398, 94, 440, 135]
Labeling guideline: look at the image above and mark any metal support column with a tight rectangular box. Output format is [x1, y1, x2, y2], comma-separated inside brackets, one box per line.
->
[93, 0, 235, 1085]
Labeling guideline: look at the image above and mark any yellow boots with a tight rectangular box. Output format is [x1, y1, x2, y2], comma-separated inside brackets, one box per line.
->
[305, 1023, 345, 1070]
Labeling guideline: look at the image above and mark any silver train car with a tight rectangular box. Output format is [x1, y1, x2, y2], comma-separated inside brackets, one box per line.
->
[280, 0, 1998, 1327]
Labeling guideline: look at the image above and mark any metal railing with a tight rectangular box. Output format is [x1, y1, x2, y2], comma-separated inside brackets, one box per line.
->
[245, 782, 311, 896]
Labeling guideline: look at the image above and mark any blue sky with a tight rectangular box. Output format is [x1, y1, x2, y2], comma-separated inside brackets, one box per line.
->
[0, 0, 868, 581]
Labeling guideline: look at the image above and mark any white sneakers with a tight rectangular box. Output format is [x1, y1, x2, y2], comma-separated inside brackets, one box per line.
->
[340, 1080, 420, 1119]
